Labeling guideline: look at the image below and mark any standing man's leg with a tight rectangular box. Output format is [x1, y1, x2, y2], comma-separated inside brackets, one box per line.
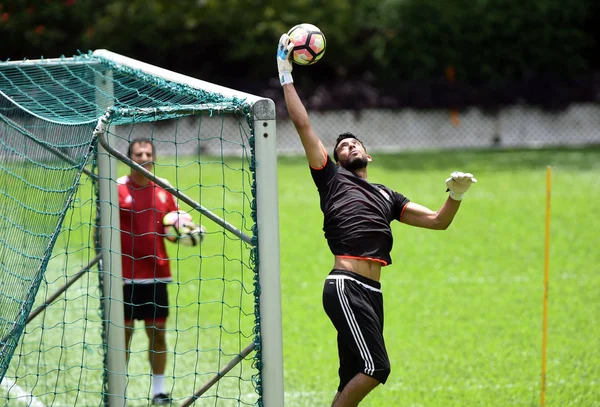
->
[146, 322, 167, 396]
[124, 321, 134, 363]
[123, 283, 135, 365]
[147, 282, 170, 403]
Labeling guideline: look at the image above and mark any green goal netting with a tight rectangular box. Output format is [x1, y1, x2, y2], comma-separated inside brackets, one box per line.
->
[0, 50, 282, 407]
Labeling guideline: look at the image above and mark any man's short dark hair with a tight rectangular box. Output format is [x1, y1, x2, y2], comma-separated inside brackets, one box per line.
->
[333, 132, 366, 162]
[127, 138, 155, 159]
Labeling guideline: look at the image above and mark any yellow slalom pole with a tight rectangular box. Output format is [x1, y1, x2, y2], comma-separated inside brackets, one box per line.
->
[541, 166, 552, 407]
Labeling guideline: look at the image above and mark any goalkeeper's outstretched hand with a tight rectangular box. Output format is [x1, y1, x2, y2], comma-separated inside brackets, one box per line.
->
[277, 33, 294, 86]
[446, 171, 477, 201]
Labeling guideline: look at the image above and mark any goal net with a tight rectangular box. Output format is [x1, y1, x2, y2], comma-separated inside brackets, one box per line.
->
[0, 50, 282, 407]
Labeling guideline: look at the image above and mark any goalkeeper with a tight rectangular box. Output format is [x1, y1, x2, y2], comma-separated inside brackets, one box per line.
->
[277, 34, 477, 407]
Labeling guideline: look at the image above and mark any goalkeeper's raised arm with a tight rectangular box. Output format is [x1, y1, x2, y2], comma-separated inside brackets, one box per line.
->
[277, 33, 328, 168]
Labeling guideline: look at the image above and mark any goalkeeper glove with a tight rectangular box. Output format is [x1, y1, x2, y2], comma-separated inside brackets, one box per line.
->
[277, 33, 294, 86]
[445, 171, 477, 201]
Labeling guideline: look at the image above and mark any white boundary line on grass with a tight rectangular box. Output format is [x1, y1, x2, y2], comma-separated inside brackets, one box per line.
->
[1, 377, 45, 407]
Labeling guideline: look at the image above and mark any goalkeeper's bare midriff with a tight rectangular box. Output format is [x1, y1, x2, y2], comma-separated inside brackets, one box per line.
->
[334, 256, 382, 282]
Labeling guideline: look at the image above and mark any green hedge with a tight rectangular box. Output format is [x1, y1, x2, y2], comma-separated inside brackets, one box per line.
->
[373, 0, 593, 83]
[1, 0, 598, 107]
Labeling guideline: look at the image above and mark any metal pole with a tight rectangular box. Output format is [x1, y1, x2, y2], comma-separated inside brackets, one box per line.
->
[95, 72, 128, 407]
[252, 99, 284, 406]
[179, 343, 255, 407]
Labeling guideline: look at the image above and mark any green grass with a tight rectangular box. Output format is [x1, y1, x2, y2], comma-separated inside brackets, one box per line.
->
[2, 147, 599, 406]
[278, 147, 600, 407]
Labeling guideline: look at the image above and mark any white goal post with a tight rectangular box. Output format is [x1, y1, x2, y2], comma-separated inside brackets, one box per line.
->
[91, 50, 284, 407]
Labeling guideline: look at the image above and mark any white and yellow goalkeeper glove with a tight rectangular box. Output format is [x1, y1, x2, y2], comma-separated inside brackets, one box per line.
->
[277, 33, 294, 86]
[446, 171, 477, 201]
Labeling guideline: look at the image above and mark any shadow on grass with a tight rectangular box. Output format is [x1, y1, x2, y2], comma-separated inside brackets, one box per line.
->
[279, 145, 600, 172]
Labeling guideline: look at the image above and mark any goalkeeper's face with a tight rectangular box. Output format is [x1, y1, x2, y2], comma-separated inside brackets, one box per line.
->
[130, 142, 155, 172]
[335, 137, 371, 172]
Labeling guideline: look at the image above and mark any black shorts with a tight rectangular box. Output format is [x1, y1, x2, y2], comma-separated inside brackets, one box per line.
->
[123, 283, 169, 324]
[322, 269, 390, 391]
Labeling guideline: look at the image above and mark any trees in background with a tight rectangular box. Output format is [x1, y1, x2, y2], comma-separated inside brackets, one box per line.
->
[1, 0, 598, 109]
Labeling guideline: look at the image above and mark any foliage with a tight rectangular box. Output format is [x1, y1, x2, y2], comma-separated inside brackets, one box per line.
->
[375, 0, 593, 83]
[0, 0, 599, 109]
[0, 0, 96, 59]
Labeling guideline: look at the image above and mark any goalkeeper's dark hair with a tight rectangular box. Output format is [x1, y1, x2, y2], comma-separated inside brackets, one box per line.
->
[333, 132, 366, 162]
[127, 137, 156, 159]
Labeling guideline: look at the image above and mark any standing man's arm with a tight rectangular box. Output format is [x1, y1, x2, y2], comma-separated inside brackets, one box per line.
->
[277, 34, 328, 168]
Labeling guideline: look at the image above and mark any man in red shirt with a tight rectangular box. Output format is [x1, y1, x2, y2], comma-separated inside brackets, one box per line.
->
[118, 138, 178, 405]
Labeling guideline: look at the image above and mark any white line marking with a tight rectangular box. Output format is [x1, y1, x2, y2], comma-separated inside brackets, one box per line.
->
[1, 377, 46, 407]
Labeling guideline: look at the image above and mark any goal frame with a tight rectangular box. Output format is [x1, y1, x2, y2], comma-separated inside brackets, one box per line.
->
[95, 49, 282, 407]
[94, 49, 283, 407]
[4, 50, 283, 406]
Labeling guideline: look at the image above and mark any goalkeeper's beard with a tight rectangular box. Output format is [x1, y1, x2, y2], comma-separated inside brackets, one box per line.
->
[341, 156, 369, 172]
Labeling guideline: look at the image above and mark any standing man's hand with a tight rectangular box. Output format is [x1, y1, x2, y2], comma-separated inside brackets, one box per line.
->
[277, 33, 294, 86]
[446, 171, 477, 201]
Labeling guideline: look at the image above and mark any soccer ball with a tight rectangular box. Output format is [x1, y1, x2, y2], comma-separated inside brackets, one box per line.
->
[287, 23, 326, 66]
[163, 211, 205, 247]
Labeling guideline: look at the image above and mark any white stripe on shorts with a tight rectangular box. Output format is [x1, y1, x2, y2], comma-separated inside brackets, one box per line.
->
[326, 274, 382, 293]
[335, 278, 375, 376]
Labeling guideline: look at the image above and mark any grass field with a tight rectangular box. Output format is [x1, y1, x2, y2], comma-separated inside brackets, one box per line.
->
[277, 147, 600, 407]
[2, 146, 599, 407]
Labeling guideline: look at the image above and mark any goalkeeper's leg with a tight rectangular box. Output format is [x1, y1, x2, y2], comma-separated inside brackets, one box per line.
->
[331, 373, 379, 407]
[322, 271, 390, 405]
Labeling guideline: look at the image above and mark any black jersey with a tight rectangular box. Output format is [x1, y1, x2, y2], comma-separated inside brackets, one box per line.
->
[310, 155, 410, 266]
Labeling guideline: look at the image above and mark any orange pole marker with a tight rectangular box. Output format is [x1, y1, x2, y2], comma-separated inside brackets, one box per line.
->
[541, 166, 551, 407]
